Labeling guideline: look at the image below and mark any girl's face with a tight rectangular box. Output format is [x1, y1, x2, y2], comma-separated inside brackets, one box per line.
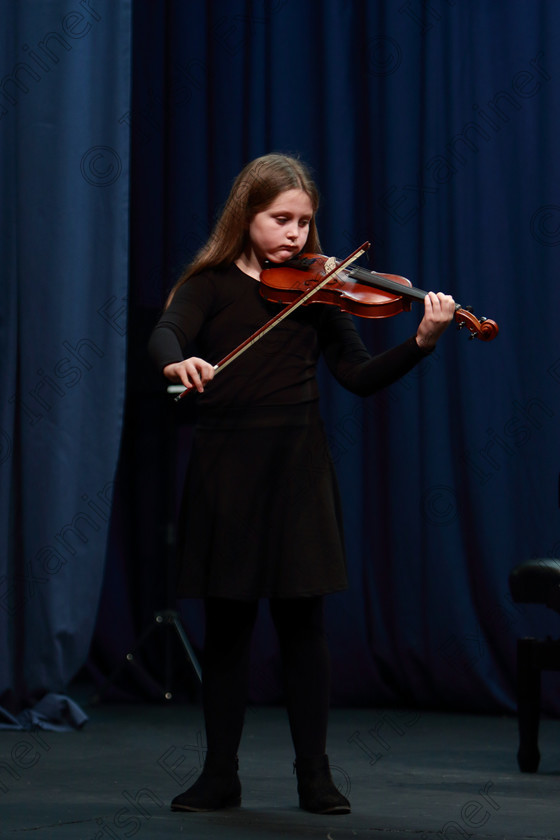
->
[246, 189, 314, 266]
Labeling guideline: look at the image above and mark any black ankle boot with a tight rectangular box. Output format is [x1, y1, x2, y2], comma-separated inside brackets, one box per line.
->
[294, 754, 351, 814]
[170, 753, 241, 812]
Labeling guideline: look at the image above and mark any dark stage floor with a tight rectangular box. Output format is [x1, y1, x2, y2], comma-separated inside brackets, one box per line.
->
[2, 694, 560, 839]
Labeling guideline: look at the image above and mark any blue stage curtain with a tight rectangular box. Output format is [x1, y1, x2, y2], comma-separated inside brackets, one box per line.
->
[0, 0, 131, 711]
[25, 0, 557, 715]
[106, 0, 560, 714]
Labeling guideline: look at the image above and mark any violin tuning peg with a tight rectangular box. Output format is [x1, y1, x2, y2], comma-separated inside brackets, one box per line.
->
[465, 305, 473, 313]
[480, 316, 487, 322]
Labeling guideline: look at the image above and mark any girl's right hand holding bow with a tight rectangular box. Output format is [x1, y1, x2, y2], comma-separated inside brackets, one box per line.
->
[163, 357, 216, 393]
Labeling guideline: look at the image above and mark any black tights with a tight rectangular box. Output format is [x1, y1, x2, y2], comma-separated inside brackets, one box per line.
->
[202, 596, 330, 760]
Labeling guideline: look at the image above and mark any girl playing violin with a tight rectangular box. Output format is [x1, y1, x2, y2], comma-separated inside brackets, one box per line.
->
[148, 153, 455, 815]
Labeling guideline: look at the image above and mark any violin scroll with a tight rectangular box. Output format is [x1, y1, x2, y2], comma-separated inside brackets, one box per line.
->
[454, 307, 499, 342]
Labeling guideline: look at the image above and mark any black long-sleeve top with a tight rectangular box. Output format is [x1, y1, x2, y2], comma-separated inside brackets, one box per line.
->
[148, 263, 431, 424]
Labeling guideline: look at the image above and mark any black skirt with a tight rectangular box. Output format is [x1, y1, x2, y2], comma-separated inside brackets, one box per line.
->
[175, 405, 348, 599]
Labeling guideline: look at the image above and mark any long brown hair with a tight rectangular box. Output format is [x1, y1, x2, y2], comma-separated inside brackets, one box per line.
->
[166, 154, 321, 306]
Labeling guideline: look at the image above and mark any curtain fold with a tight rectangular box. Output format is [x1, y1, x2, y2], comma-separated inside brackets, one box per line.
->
[0, 0, 131, 710]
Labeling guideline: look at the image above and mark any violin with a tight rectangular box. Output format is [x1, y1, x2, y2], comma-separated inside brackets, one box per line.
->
[174, 241, 497, 402]
[260, 250, 499, 342]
